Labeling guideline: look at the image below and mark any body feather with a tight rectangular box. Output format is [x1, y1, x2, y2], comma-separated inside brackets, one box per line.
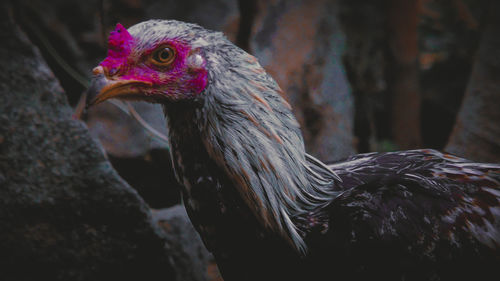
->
[89, 20, 500, 281]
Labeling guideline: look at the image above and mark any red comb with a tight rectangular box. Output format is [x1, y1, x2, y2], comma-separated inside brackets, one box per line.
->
[107, 23, 134, 58]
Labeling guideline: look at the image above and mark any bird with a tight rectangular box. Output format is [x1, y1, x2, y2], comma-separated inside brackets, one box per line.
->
[86, 20, 500, 281]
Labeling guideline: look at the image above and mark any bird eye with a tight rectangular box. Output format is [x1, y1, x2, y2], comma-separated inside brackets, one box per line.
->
[151, 46, 175, 66]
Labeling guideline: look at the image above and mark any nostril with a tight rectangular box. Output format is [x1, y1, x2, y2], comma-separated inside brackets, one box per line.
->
[108, 67, 119, 76]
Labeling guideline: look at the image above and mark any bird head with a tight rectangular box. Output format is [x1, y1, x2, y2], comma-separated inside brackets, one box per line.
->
[87, 20, 340, 255]
[87, 21, 210, 105]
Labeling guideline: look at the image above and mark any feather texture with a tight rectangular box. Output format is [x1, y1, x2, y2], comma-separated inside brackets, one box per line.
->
[90, 20, 500, 281]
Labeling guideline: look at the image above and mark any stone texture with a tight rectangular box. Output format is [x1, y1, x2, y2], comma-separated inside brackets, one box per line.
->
[153, 205, 223, 281]
[417, 0, 486, 151]
[445, 1, 500, 162]
[250, 0, 355, 162]
[0, 5, 175, 280]
[86, 102, 168, 158]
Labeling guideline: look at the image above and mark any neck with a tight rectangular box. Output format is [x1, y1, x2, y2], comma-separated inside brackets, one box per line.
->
[163, 50, 340, 254]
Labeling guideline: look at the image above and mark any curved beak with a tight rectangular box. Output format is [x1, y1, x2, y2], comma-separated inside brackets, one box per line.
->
[86, 66, 152, 108]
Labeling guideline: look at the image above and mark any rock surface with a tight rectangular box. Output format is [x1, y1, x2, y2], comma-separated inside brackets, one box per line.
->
[153, 205, 223, 281]
[251, 0, 355, 162]
[445, 1, 500, 162]
[86, 102, 169, 158]
[0, 5, 175, 280]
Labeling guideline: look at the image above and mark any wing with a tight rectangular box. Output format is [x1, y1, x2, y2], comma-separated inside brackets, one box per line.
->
[322, 149, 500, 280]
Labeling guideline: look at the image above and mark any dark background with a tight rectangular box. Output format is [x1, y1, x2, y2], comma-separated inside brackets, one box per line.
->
[1, 0, 499, 280]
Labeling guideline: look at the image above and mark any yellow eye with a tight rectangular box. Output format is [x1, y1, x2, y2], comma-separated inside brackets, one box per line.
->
[151, 46, 175, 66]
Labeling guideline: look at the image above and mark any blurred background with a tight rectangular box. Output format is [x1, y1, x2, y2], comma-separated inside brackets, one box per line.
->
[0, 0, 499, 280]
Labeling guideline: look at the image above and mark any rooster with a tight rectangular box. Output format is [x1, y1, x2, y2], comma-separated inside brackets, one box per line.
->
[87, 21, 500, 281]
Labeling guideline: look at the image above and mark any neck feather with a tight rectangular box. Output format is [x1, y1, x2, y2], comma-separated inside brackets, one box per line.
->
[166, 48, 341, 254]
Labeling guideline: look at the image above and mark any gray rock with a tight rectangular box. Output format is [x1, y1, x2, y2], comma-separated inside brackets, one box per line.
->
[152, 205, 223, 281]
[86, 102, 169, 158]
[445, 1, 500, 162]
[0, 5, 175, 281]
[251, 0, 355, 162]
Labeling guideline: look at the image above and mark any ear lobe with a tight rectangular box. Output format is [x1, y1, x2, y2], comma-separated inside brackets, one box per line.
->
[186, 49, 205, 69]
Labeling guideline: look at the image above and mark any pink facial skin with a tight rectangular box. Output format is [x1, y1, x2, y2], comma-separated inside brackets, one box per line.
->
[100, 23, 133, 73]
[99, 23, 207, 98]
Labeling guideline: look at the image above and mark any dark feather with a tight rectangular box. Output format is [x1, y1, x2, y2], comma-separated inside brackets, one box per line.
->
[317, 149, 500, 280]
[90, 20, 500, 281]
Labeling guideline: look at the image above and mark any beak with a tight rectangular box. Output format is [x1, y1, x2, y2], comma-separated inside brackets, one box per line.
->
[86, 66, 152, 108]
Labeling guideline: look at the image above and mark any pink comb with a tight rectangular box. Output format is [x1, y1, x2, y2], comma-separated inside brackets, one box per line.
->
[107, 23, 134, 58]
[100, 23, 134, 70]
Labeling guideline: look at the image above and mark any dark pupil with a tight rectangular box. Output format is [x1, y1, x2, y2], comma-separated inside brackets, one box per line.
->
[159, 49, 170, 60]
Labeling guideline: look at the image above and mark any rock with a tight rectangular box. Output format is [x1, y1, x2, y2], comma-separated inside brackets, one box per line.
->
[0, 4, 176, 280]
[418, 0, 484, 150]
[152, 205, 223, 281]
[445, 1, 500, 162]
[86, 102, 169, 158]
[250, 0, 355, 162]
[106, 149, 183, 209]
